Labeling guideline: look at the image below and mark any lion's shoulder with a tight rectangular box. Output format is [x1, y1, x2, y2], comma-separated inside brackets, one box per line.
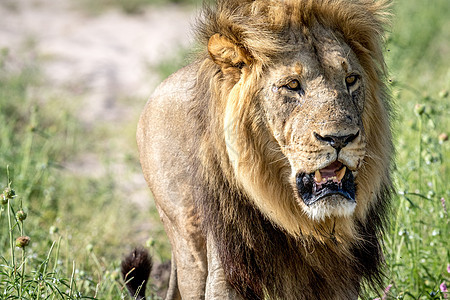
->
[137, 61, 202, 194]
[150, 62, 199, 103]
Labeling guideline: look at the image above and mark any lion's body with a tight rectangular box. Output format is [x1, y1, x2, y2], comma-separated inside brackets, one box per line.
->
[136, 0, 393, 299]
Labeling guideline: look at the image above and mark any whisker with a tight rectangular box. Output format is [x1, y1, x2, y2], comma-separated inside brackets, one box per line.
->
[269, 156, 289, 165]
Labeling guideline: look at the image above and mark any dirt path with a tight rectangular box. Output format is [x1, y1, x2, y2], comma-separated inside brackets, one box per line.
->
[0, 0, 196, 123]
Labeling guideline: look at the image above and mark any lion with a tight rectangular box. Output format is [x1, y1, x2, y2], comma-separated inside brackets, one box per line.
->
[130, 0, 394, 299]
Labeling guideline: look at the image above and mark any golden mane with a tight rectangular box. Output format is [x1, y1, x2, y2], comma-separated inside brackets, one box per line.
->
[188, 0, 393, 297]
[196, 0, 389, 68]
[194, 0, 392, 235]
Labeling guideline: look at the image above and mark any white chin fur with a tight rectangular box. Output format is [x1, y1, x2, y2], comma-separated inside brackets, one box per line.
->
[304, 195, 356, 221]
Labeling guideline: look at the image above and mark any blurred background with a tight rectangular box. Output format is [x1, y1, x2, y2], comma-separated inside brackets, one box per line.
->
[0, 0, 448, 299]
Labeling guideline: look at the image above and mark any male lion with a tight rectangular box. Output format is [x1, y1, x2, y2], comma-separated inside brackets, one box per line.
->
[131, 0, 394, 299]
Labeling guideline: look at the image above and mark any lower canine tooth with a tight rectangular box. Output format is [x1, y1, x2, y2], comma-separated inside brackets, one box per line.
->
[336, 166, 346, 181]
[314, 170, 322, 183]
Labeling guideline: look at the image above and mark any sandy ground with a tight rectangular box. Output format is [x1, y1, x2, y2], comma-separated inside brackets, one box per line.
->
[0, 0, 195, 122]
[0, 0, 197, 295]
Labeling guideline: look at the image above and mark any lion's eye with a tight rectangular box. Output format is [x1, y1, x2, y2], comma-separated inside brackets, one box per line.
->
[345, 74, 359, 88]
[285, 79, 301, 91]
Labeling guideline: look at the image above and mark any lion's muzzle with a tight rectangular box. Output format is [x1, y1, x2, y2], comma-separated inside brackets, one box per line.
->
[296, 161, 356, 206]
[313, 131, 360, 154]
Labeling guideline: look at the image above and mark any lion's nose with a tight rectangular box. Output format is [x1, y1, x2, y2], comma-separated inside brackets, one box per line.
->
[313, 131, 359, 152]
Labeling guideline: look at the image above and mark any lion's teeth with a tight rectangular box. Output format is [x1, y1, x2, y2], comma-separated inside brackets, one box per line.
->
[314, 170, 322, 183]
[336, 166, 346, 181]
[315, 167, 346, 184]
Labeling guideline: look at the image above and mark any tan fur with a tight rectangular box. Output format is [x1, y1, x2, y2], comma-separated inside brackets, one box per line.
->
[137, 0, 393, 299]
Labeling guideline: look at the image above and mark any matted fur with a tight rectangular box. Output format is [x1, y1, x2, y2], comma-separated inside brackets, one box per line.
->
[188, 0, 393, 299]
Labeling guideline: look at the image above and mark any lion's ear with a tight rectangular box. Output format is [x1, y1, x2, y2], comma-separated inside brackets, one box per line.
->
[208, 34, 251, 74]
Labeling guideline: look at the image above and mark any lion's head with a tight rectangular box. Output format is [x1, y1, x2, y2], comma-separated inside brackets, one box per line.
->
[197, 0, 393, 244]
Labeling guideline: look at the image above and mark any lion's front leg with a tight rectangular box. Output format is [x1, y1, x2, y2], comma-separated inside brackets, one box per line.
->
[205, 233, 243, 300]
[154, 202, 208, 299]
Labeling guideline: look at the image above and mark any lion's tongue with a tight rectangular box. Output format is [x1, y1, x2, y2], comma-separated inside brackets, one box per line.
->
[321, 161, 342, 176]
[314, 161, 345, 184]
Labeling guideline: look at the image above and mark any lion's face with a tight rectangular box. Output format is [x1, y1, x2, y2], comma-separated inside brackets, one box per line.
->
[208, 14, 391, 238]
[258, 26, 367, 220]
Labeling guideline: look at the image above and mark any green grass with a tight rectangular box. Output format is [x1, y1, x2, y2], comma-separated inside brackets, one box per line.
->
[361, 0, 450, 298]
[0, 0, 449, 298]
[0, 51, 166, 297]
[0, 55, 123, 298]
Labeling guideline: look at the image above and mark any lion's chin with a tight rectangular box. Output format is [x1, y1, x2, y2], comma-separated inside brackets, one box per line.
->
[296, 161, 357, 220]
[303, 194, 357, 221]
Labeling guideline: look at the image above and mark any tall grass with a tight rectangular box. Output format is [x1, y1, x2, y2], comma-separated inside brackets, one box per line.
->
[361, 0, 449, 298]
[0, 49, 164, 297]
[0, 53, 122, 297]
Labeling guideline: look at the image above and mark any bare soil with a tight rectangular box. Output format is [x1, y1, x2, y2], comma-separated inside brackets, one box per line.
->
[0, 0, 195, 123]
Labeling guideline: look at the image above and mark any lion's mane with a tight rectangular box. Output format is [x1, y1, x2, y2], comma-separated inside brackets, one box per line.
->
[189, 0, 393, 298]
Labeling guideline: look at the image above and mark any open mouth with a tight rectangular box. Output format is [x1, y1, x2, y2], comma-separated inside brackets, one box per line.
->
[296, 161, 356, 206]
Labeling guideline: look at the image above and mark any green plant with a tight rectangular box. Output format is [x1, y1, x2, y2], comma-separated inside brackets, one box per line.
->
[0, 50, 164, 298]
[360, 0, 450, 298]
